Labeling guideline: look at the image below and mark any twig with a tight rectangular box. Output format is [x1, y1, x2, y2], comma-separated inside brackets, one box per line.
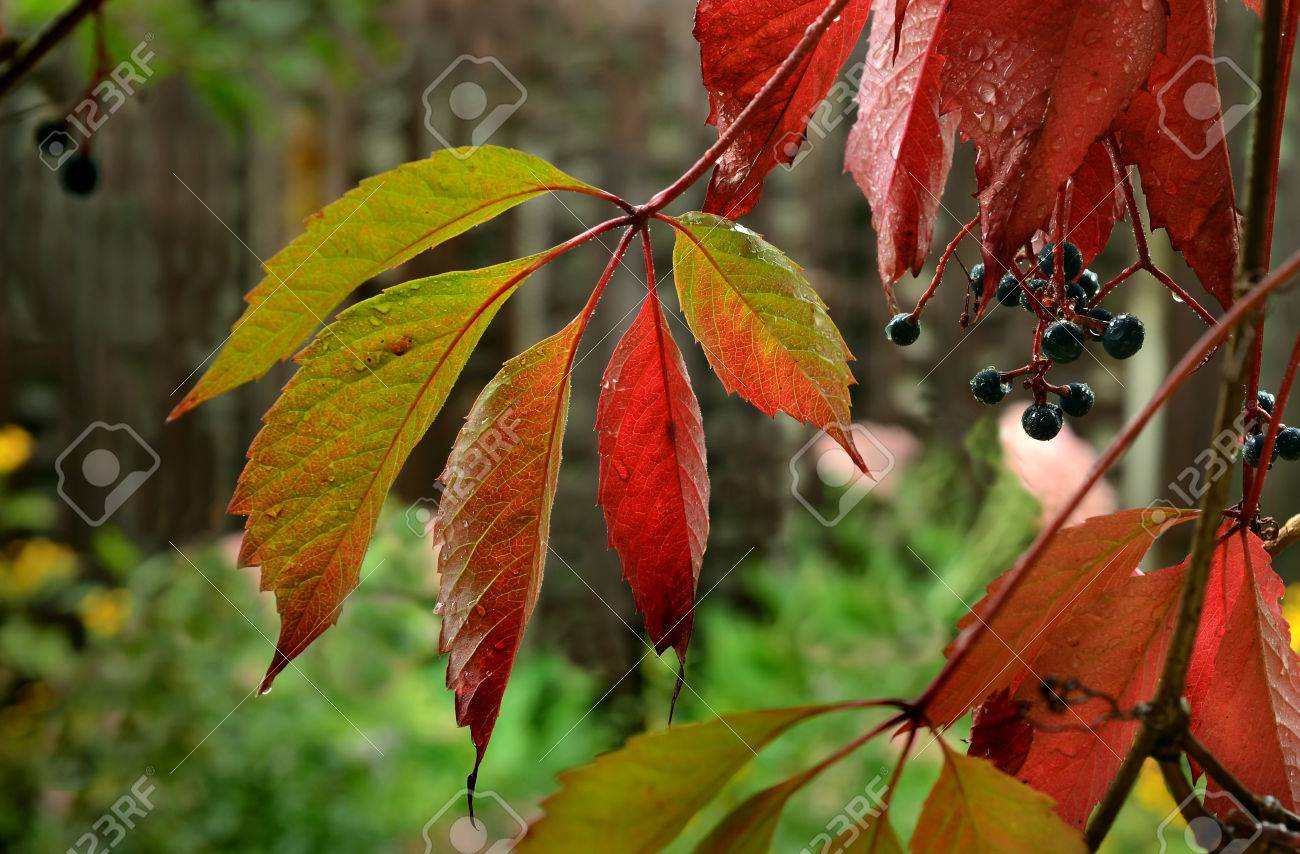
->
[1242, 333, 1300, 519]
[1084, 0, 1288, 844]
[1183, 731, 1300, 833]
[0, 0, 108, 102]
[641, 0, 853, 214]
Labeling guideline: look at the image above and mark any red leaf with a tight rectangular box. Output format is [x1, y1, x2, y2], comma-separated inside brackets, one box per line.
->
[926, 508, 1195, 727]
[695, 0, 873, 218]
[596, 295, 710, 661]
[845, 0, 958, 287]
[1048, 141, 1125, 268]
[434, 318, 581, 768]
[935, 0, 1166, 267]
[968, 690, 1032, 776]
[1113, 0, 1241, 309]
[970, 564, 1186, 827]
[1188, 529, 1300, 810]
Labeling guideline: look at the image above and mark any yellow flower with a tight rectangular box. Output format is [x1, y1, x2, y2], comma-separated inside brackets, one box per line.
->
[1133, 758, 1181, 824]
[4, 538, 76, 594]
[0, 424, 33, 474]
[1284, 584, 1300, 653]
[80, 588, 132, 637]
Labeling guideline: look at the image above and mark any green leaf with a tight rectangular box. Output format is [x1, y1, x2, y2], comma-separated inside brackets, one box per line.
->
[519, 704, 854, 853]
[171, 147, 597, 418]
[230, 253, 542, 690]
[910, 747, 1087, 853]
[668, 211, 865, 470]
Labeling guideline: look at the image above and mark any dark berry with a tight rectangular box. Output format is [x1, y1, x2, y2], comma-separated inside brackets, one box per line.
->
[885, 312, 920, 346]
[1257, 390, 1276, 414]
[995, 273, 1022, 306]
[970, 367, 1010, 405]
[1022, 403, 1065, 441]
[1060, 382, 1095, 417]
[1037, 241, 1084, 281]
[1066, 281, 1088, 305]
[61, 154, 99, 196]
[1084, 306, 1113, 340]
[1020, 278, 1048, 313]
[1077, 269, 1101, 299]
[1043, 320, 1085, 363]
[1277, 426, 1300, 461]
[1243, 433, 1276, 468]
[968, 263, 986, 297]
[1102, 313, 1145, 359]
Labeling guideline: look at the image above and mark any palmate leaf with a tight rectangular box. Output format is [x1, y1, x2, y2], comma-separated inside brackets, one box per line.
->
[230, 254, 542, 690]
[669, 211, 867, 471]
[911, 746, 1087, 853]
[170, 147, 597, 418]
[1048, 140, 1126, 269]
[519, 704, 858, 852]
[596, 294, 709, 663]
[433, 316, 583, 771]
[694, 0, 873, 218]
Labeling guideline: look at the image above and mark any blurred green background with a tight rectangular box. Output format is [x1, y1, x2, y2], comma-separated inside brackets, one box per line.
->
[2, 0, 1298, 852]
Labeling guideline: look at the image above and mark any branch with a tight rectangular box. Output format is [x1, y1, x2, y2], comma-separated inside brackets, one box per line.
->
[1183, 731, 1300, 833]
[1242, 333, 1300, 519]
[1084, 0, 1290, 845]
[641, 0, 852, 214]
[1267, 513, 1300, 556]
[0, 0, 108, 103]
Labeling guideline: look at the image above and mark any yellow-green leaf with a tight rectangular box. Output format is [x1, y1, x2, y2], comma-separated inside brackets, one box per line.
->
[669, 211, 865, 470]
[172, 147, 597, 418]
[230, 253, 542, 690]
[910, 747, 1087, 854]
[520, 705, 854, 853]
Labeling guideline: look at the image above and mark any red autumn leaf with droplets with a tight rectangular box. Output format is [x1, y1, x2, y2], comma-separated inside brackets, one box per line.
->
[595, 295, 710, 663]
[434, 317, 582, 772]
[694, 0, 873, 219]
[969, 561, 1187, 827]
[846, 0, 957, 290]
[969, 527, 1300, 826]
[1113, 0, 1241, 309]
[924, 508, 1195, 727]
[1047, 140, 1126, 269]
[1187, 529, 1300, 810]
[935, 0, 1166, 272]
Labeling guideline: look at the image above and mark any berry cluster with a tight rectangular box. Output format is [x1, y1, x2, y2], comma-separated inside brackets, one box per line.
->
[886, 240, 1149, 442]
[34, 119, 99, 197]
[1242, 389, 1300, 468]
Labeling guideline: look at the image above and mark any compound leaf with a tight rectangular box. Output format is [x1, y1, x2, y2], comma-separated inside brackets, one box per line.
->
[172, 147, 597, 417]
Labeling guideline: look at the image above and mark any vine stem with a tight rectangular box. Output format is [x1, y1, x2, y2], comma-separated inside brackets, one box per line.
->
[0, 0, 109, 101]
[1083, 0, 1289, 844]
[913, 216, 979, 318]
[1241, 333, 1300, 519]
[640, 0, 853, 215]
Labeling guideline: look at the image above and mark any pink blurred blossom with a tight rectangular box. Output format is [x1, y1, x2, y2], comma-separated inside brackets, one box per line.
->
[998, 409, 1118, 527]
